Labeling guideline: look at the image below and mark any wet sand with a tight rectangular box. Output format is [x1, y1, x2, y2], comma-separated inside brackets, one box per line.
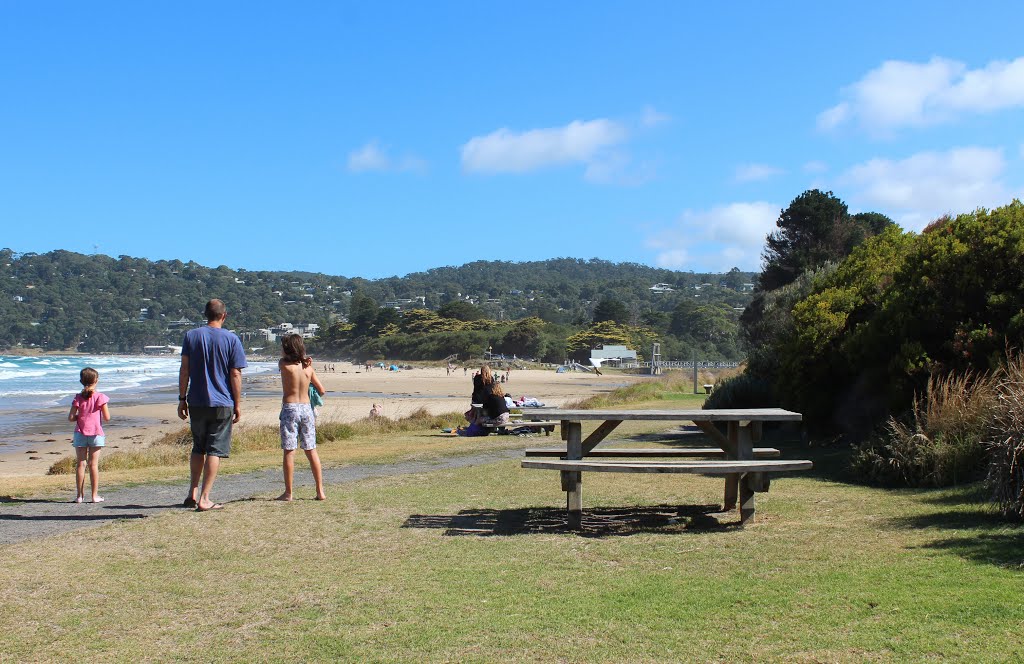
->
[0, 365, 643, 477]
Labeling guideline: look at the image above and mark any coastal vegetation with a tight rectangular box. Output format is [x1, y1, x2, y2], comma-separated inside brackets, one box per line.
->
[0, 249, 753, 361]
[721, 195, 1024, 514]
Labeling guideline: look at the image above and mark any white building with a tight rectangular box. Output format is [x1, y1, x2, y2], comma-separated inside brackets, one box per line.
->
[590, 345, 638, 366]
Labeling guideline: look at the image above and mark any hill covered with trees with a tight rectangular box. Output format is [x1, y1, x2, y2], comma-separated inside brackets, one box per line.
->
[0, 249, 754, 360]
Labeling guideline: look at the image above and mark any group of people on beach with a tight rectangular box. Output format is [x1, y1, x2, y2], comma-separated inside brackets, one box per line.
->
[68, 299, 328, 508]
[66, 298, 540, 506]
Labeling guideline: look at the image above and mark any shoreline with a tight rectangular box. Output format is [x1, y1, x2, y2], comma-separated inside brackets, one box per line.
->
[0, 365, 643, 477]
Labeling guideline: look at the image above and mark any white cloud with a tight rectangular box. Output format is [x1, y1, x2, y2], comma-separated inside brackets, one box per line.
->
[347, 141, 389, 172]
[347, 141, 427, 174]
[840, 146, 1012, 230]
[646, 201, 778, 271]
[460, 119, 628, 174]
[818, 56, 1024, 133]
[640, 105, 671, 128]
[734, 163, 785, 182]
[803, 160, 828, 174]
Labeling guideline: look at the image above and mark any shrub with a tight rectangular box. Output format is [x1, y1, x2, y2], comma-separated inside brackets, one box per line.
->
[850, 371, 997, 487]
[986, 354, 1024, 520]
[702, 372, 777, 410]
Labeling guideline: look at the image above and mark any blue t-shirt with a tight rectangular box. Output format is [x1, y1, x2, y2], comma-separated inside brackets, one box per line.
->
[181, 326, 248, 408]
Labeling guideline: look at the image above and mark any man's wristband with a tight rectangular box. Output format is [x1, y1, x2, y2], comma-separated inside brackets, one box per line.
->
[178, 397, 187, 402]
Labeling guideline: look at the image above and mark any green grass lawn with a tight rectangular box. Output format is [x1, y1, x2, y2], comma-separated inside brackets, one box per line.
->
[3, 441, 1023, 662]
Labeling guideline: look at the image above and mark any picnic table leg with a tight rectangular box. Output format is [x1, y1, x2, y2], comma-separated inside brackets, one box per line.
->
[564, 420, 583, 530]
[735, 422, 756, 524]
[739, 477, 756, 524]
[723, 422, 740, 510]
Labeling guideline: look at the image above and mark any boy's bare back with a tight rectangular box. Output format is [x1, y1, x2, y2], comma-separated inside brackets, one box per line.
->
[279, 358, 324, 404]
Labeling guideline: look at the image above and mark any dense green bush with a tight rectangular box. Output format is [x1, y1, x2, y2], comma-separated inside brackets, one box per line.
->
[761, 201, 1024, 433]
[702, 372, 777, 410]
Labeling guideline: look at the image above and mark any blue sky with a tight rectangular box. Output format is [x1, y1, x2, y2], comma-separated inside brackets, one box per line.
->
[2, 2, 1023, 278]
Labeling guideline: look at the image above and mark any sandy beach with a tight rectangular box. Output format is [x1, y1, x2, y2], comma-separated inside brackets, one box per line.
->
[0, 365, 643, 477]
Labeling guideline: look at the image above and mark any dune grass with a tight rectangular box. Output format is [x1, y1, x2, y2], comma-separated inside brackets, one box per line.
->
[2, 447, 1022, 662]
[564, 373, 709, 409]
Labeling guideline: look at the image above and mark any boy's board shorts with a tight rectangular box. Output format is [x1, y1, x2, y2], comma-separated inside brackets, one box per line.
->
[279, 403, 316, 451]
[189, 406, 234, 458]
[72, 432, 106, 448]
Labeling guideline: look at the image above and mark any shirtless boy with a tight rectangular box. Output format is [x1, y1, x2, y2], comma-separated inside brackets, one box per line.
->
[277, 333, 327, 501]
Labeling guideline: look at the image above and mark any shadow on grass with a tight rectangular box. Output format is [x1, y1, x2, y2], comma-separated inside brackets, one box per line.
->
[887, 500, 1024, 569]
[0, 497, 62, 504]
[0, 513, 146, 522]
[403, 504, 740, 537]
[103, 503, 185, 510]
[916, 532, 1024, 570]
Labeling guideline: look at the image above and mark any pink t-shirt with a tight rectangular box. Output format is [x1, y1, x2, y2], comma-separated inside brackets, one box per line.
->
[73, 392, 109, 436]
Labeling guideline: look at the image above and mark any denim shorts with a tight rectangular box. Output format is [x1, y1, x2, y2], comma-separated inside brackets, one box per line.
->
[72, 432, 106, 448]
[189, 406, 233, 458]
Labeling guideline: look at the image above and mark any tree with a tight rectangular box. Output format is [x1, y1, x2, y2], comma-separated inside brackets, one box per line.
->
[759, 190, 893, 292]
[592, 297, 628, 324]
[500, 317, 544, 358]
[438, 300, 486, 321]
[348, 294, 379, 337]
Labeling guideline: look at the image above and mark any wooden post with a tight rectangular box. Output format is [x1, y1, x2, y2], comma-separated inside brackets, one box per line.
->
[724, 422, 739, 510]
[736, 421, 756, 524]
[565, 421, 583, 530]
[739, 480, 756, 524]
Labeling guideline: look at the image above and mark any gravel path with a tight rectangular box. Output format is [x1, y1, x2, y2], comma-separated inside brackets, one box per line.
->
[0, 448, 525, 546]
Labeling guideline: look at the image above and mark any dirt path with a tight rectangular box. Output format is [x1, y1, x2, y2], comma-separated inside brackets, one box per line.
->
[0, 448, 525, 546]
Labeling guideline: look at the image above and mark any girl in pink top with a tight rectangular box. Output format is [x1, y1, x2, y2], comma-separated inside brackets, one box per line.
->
[67, 367, 111, 503]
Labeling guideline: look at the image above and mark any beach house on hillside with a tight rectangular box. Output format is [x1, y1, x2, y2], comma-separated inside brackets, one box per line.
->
[258, 322, 320, 342]
[649, 283, 674, 293]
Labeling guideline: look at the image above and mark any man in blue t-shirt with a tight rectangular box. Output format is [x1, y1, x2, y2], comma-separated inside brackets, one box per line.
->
[177, 299, 248, 511]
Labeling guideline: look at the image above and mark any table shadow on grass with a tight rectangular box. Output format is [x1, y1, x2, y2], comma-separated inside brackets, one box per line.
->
[403, 504, 738, 537]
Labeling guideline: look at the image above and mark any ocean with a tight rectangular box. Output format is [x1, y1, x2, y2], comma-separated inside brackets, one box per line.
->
[0, 354, 275, 439]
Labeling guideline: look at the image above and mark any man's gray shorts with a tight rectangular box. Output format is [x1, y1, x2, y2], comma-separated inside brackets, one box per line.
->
[189, 406, 233, 458]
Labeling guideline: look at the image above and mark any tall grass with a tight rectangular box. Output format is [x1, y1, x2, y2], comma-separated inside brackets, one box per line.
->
[987, 353, 1024, 520]
[46, 408, 465, 475]
[851, 371, 998, 487]
[562, 375, 698, 409]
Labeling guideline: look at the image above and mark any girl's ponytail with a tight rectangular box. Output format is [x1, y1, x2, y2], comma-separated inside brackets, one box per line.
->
[79, 367, 99, 398]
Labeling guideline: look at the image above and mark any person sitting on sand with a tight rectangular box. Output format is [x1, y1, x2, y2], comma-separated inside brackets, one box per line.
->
[369, 403, 383, 418]
[276, 334, 327, 502]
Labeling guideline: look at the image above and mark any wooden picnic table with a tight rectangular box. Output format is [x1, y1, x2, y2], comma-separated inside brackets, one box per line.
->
[519, 408, 807, 528]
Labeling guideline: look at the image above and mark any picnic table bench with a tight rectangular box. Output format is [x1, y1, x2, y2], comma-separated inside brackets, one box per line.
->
[520, 408, 809, 528]
[524, 446, 781, 458]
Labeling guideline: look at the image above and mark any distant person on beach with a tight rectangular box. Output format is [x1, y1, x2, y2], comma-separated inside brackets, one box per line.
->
[67, 367, 110, 503]
[276, 334, 326, 502]
[178, 299, 247, 511]
[369, 403, 383, 418]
